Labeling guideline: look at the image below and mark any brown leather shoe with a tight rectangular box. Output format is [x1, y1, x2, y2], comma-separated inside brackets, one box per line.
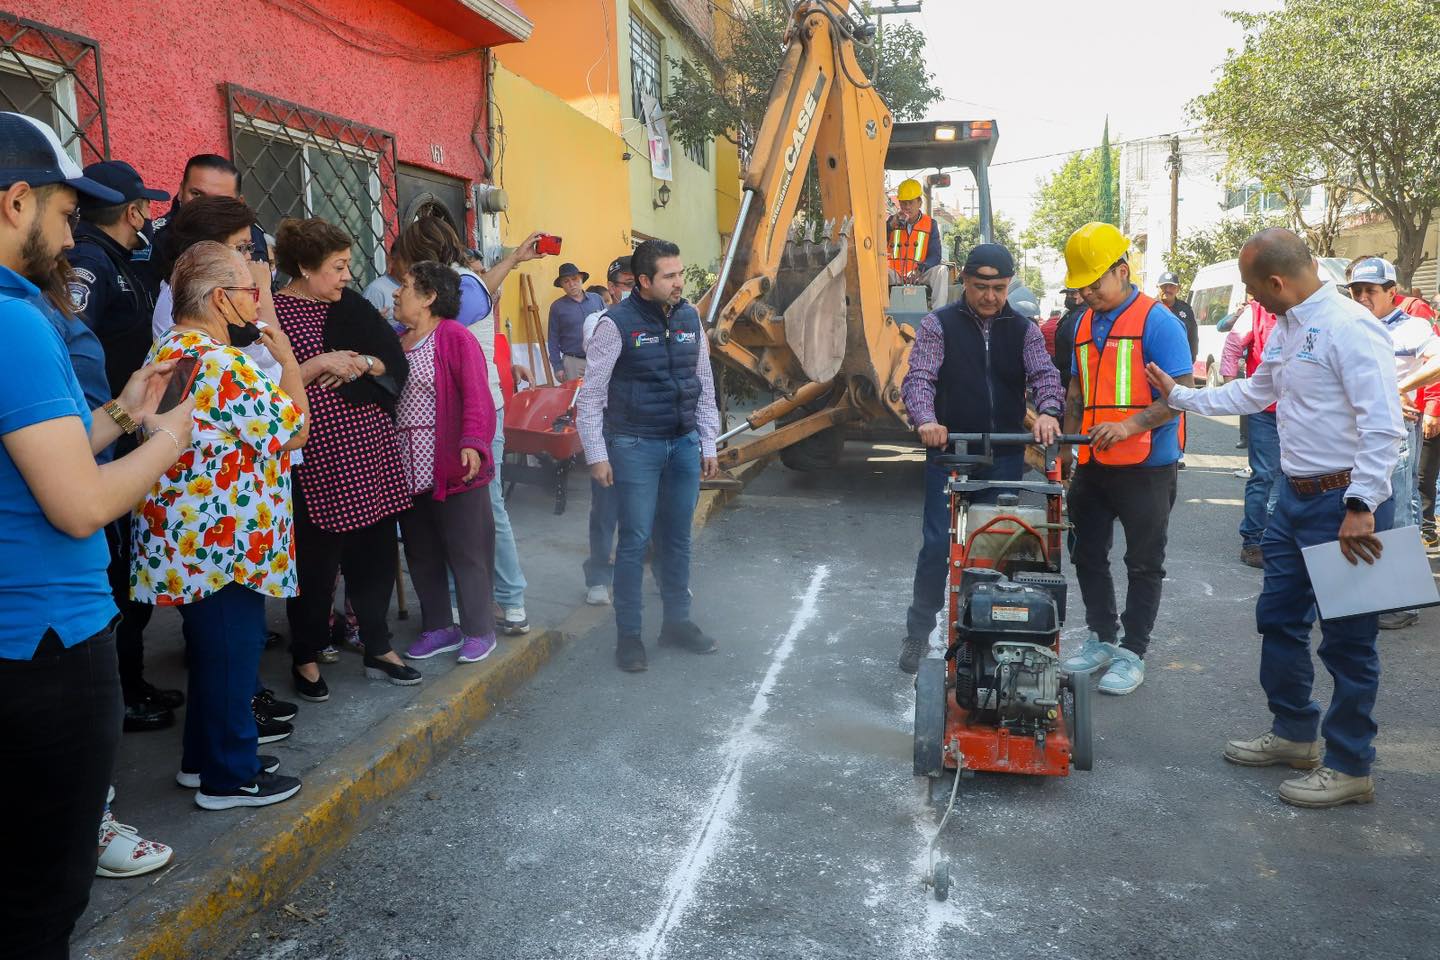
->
[1224, 732, 1321, 769]
[1240, 545, 1264, 569]
[1279, 766, 1375, 808]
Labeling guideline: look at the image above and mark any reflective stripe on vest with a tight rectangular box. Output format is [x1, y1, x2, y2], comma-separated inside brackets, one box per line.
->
[889, 214, 933, 276]
[1074, 292, 1172, 466]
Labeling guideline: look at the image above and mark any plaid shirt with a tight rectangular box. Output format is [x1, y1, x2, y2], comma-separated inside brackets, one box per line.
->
[902, 307, 1065, 427]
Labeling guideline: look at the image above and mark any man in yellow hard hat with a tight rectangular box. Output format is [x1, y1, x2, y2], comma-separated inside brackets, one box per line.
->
[1059, 221, 1194, 696]
[887, 178, 949, 305]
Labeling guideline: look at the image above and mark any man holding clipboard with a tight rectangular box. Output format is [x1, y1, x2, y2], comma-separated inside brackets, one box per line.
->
[1143, 229, 1405, 809]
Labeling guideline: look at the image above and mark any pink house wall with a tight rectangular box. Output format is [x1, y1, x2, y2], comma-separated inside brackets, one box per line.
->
[17, 0, 497, 219]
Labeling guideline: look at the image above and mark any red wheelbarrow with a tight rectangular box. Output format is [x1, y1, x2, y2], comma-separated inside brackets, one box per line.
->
[503, 381, 583, 515]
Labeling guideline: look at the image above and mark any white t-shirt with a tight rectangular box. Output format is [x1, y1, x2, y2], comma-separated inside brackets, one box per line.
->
[152, 281, 283, 383]
[363, 274, 400, 321]
[1381, 308, 1440, 386]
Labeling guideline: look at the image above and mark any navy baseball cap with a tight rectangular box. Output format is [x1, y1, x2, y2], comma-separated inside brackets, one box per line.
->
[962, 243, 1015, 278]
[0, 112, 123, 203]
[607, 255, 633, 280]
[78, 160, 169, 209]
[1157, 271, 1181, 287]
[1348, 257, 1396, 287]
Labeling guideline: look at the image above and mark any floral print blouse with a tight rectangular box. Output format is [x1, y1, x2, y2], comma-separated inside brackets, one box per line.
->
[131, 329, 305, 605]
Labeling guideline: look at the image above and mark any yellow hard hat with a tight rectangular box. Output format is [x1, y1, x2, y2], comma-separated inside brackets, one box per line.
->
[897, 178, 923, 202]
[1063, 222, 1131, 289]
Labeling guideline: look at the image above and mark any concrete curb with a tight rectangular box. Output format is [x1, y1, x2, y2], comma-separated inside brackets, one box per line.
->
[81, 454, 771, 960]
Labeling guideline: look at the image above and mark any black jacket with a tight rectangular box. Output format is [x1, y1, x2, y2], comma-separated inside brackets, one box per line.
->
[322, 288, 410, 417]
[66, 221, 156, 396]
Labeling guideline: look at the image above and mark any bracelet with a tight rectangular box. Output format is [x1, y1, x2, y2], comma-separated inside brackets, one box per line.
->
[150, 426, 182, 457]
[103, 400, 139, 435]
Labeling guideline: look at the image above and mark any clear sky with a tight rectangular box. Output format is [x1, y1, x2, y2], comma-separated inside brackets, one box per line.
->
[889, 0, 1283, 232]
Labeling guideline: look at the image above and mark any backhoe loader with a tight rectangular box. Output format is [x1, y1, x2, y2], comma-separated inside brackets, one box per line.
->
[698, 0, 998, 471]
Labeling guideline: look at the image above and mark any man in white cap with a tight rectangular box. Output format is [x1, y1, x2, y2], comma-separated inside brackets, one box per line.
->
[1347, 255, 1440, 630]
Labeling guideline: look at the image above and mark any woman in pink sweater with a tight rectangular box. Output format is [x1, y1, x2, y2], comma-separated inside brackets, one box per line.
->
[392, 261, 499, 663]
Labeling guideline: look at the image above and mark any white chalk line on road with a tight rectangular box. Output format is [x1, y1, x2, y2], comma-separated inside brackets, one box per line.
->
[633, 564, 831, 960]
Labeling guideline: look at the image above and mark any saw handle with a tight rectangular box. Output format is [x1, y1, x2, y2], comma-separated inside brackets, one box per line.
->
[945, 433, 1091, 446]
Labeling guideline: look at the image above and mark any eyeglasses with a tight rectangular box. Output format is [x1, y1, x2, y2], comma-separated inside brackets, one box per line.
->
[231, 240, 255, 258]
[66, 207, 81, 230]
[221, 285, 260, 302]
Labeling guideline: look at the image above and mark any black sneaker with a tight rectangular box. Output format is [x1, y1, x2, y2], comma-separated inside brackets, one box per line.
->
[898, 636, 925, 674]
[616, 635, 648, 672]
[254, 687, 298, 721]
[254, 708, 293, 744]
[122, 697, 175, 733]
[657, 621, 718, 655]
[195, 772, 301, 811]
[363, 656, 422, 686]
[177, 754, 280, 789]
[291, 666, 330, 703]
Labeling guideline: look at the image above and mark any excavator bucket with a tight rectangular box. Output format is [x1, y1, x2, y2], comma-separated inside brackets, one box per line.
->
[783, 239, 848, 383]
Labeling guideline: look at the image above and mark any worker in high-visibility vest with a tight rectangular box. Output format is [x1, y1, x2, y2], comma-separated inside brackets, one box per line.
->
[886, 178, 950, 306]
[1059, 222, 1195, 696]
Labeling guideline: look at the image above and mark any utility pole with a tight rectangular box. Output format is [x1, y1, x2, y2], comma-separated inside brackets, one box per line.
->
[873, 1, 923, 87]
[1165, 135, 1182, 257]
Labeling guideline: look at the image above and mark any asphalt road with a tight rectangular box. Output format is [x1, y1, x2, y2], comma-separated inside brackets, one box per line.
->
[228, 415, 1439, 960]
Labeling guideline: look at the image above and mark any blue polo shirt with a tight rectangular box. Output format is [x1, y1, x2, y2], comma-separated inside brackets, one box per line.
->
[0, 265, 117, 660]
[1071, 285, 1193, 466]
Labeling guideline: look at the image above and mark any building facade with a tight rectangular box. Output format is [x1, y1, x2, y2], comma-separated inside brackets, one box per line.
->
[3, 2, 532, 288]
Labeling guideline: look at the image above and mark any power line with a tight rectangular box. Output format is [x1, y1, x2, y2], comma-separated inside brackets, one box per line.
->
[989, 129, 1200, 167]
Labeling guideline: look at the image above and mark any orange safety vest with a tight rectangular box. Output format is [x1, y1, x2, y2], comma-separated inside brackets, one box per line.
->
[1074, 292, 1184, 465]
[888, 214, 934, 276]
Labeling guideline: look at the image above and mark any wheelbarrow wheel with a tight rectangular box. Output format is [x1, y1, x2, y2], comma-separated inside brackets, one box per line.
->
[914, 657, 946, 777]
[932, 859, 950, 902]
[1063, 673, 1094, 772]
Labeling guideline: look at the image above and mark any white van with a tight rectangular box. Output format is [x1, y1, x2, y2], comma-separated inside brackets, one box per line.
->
[1186, 257, 1351, 385]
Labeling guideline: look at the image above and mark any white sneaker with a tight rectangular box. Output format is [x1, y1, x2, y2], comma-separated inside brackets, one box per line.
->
[97, 811, 173, 878]
[502, 607, 530, 635]
[585, 585, 611, 606]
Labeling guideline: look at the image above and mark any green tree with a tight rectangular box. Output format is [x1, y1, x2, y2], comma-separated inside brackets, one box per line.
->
[1022, 145, 1120, 254]
[1190, 0, 1440, 285]
[667, 3, 942, 160]
[1097, 119, 1116, 226]
[946, 213, 1043, 297]
[1165, 213, 1284, 296]
[1018, 264, 1046, 301]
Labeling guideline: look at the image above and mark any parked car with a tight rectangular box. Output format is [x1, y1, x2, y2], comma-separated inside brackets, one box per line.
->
[1186, 257, 1350, 385]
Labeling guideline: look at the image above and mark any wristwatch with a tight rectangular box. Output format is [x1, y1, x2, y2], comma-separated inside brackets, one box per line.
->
[1344, 497, 1371, 513]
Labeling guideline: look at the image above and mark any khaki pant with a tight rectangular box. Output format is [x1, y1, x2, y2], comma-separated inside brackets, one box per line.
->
[889, 264, 952, 309]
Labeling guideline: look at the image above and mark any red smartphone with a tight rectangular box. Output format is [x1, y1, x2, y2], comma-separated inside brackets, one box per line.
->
[157, 356, 202, 414]
[536, 234, 563, 256]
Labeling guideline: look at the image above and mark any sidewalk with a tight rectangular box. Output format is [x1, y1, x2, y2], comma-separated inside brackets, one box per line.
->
[75, 456, 769, 960]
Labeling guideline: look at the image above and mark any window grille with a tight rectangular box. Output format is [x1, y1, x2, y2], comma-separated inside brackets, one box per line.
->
[683, 137, 709, 170]
[630, 16, 662, 123]
[226, 84, 397, 287]
[0, 12, 109, 164]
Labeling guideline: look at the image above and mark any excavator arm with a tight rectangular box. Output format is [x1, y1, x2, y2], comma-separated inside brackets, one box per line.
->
[698, 1, 913, 469]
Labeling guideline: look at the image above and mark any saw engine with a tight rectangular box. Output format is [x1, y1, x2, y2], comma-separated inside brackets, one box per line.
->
[951, 572, 1066, 731]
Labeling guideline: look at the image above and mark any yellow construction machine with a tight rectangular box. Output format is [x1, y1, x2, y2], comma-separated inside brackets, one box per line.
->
[699, 0, 998, 471]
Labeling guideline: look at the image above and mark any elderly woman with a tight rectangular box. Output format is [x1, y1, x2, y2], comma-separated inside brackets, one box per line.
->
[392, 261, 498, 662]
[132, 241, 310, 810]
[272, 217, 416, 695]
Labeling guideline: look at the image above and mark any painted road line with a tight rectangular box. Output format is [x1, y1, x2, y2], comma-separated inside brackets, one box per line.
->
[634, 564, 831, 960]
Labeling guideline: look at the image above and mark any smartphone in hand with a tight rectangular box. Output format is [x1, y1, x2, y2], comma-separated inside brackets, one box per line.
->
[536, 234, 563, 256]
[157, 356, 202, 414]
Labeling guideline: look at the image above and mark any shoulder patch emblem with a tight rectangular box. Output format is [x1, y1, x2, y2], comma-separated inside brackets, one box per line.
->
[68, 281, 90, 313]
[71, 267, 96, 284]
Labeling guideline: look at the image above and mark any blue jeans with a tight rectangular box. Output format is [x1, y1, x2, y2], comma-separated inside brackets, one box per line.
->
[1391, 419, 1420, 529]
[610, 431, 701, 637]
[585, 477, 618, 587]
[1257, 483, 1394, 776]
[179, 583, 266, 791]
[490, 405, 527, 607]
[1240, 411, 1281, 546]
[904, 450, 1023, 643]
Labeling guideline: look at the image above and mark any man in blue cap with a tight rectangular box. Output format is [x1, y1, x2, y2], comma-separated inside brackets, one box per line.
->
[896, 243, 1066, 673]
[67, 160, 186, 732]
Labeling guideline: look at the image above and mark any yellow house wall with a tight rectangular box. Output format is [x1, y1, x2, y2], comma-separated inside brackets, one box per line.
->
[621, 0, 723, 272]
[490, 64, 633, 350]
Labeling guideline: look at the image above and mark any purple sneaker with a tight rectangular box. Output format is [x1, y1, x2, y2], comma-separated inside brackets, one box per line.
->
[405, 625, 462, 660]
[457, 633, 497, 663]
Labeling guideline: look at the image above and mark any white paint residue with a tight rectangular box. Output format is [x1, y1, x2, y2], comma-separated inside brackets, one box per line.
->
[633, 565, 831, 960]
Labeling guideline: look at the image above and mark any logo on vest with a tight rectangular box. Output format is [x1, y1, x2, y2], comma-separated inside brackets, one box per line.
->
[632, 332, 662, 347]
[673, 330, 697, 344]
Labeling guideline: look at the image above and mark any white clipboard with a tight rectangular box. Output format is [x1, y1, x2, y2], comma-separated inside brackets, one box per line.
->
[1301, 525, 1440, 620]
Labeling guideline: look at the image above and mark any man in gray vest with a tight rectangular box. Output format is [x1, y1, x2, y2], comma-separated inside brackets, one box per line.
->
[576, 239, 722, 671]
